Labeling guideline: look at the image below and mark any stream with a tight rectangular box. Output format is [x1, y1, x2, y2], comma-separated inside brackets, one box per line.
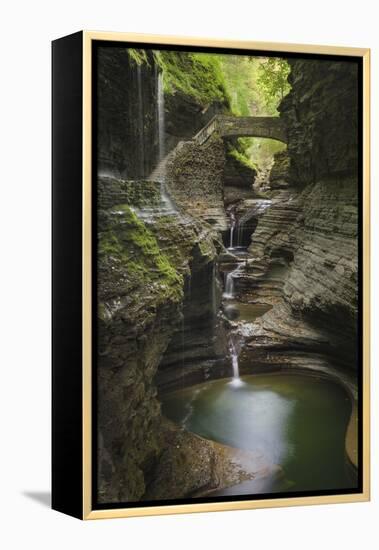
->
[161, 201, 356, 497]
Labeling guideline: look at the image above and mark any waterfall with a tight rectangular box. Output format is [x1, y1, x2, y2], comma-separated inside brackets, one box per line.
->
[157, 72, 165, 161]
[211, 262, 218, 336]
[237, 220, 244, 247]
[224, 271, 235, 299]
[228, 210, 237, 249]
[139, 71, 177, 220]
[137, 64, 145, 176]
[228, 336, 244, 388]
[223, 262, 244, 299]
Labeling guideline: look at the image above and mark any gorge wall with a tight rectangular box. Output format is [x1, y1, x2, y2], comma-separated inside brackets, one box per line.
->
[245, 59, 359, 369]
[96, 48, 235, 503]
[97, 48, 160, 178]
[96, 49, 360, 503]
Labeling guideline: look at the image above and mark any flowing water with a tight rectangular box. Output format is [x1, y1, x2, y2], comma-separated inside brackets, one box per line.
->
[224, 271, 235, 299]
[136, 64, 145, 176]
[228, 337, 244, 388]
[228, 210, 236, 249]
[223, 263, 244, 299]
[157, 72, 165, 161]
[137, 72, 177, 221]
[162, 373, 356, 495]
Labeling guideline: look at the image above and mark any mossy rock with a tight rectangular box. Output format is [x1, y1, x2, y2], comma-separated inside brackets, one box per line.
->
[99, 205, 183, 304]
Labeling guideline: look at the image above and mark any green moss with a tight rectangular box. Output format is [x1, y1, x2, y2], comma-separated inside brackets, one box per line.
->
[99, 206, 183, 302]
[154, 51, 230, 107]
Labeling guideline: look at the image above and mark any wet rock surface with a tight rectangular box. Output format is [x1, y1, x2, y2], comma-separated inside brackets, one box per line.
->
[96, 51, 360, 502]
[97, 48, 160, 178]
[97, 173, 224, 503]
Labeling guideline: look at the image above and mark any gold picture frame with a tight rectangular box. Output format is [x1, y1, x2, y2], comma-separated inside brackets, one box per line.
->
[52, 31, 370, 520]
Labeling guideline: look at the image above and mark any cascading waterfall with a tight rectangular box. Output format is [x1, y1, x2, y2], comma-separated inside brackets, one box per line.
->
[236, 200, 272, 247]
[211, 263, 217, 317]
[224, 271, 235, 299]
[139, 70, 177, 220]
[237, 220, 244, 248]
[137, 64, 145, 176]
[157, 72, 165, 161]
[229, 212, 236, 248]
[229, 210, 237, 249]
[228, 336, 244, 388]
[223, 263, 243, 299]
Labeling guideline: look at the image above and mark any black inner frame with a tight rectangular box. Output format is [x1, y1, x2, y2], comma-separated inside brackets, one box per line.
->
[91, 39, 364, 511]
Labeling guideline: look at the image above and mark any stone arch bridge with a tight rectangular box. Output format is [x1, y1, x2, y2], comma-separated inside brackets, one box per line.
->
[194, 114, 287, 145]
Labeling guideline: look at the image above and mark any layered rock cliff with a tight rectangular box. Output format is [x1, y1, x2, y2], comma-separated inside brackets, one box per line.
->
[96, 50, 360, 502]
[244, 59, 359, 369]
[97, 177, 225, 502]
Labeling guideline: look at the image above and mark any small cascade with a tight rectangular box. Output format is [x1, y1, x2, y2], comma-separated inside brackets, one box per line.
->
[211, 262, 218, 336]
[228, 335, 245, 388]
[224, 271, 235, 299]
[136, 64, 145, 176]
[236, 200, 272, 246]
[223, 263, 243, 299]
[228, 209, 237, 249]
[229, 210, 237, 248]
[236, 220, 244, 248]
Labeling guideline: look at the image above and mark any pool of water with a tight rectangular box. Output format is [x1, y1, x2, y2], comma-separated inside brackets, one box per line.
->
[224, 301, 272, 322]
[162, 373, 357, 496]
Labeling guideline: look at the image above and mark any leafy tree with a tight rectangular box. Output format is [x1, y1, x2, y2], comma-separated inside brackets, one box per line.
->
[257, 58, 291, 107]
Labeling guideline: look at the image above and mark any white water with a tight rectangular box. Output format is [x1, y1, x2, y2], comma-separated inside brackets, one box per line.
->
[223, 263, 244, 299]
[236, 199, 272, 247]
[211, 263, 218, 330]
[137, 64, 145, 176]
[228, 210, 237, 249]
[137, 72, 177, 221]
[229, 338, 244, 388]
[224, 271, 235, 299]
[157, 72, 165, 161]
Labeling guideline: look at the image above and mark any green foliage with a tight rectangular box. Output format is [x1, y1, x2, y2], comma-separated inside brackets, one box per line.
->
[153, 50, 290, 170]
[257, 58, 291, 106]
[127, 48, 149, 66]
[228, 147, 258, 171]
[155, 51, 230, 107]
[99, 205, 183, 301]
[217, 55, 290, 116]
[245, 137, 287, 172]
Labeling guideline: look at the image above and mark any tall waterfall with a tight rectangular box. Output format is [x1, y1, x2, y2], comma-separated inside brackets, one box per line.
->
[137, 64, 145, 176]
[141, 70, 177, 219]
[157, 72, 165, 161]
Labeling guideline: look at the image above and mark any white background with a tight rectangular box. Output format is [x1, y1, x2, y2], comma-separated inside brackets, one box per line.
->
[1, 0, 377, 548]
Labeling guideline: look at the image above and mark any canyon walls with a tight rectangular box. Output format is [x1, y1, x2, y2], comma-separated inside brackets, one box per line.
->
[96, 47, 237, 503]
[95, 49, 361, 503]
[248, 59, 359, 368]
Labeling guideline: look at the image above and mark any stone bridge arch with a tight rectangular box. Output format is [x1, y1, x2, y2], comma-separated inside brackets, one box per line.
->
[194, 115, 287, 145]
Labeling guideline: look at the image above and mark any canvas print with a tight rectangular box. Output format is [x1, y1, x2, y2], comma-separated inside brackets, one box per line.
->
[95, 44, 360, 506]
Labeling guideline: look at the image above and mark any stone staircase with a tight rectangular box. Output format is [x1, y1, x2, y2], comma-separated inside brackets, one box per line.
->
[133, 155, 178, 221]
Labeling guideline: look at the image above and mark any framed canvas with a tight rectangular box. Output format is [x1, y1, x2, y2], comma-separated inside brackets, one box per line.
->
[52, 31, 370, 520]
